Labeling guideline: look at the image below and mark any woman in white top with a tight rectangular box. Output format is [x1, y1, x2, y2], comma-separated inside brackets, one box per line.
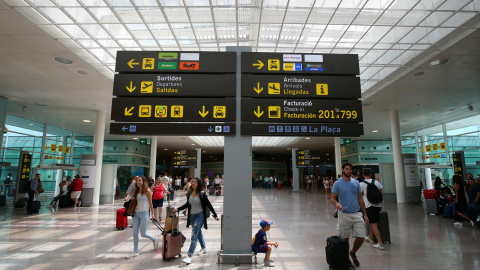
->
[126, 176, 159, 259]
[323, 177, 330, 198]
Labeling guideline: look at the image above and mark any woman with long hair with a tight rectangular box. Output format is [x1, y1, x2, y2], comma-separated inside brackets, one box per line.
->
[174, 177, 219, 265]
[182, 176, 193, 216]
[151, 176, 170, 222]
[452, 175, 479, 228]
[125, 176, 159, 259]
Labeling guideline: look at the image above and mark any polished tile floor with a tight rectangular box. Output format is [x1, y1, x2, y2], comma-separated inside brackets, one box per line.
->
[0, 188, 479, 270]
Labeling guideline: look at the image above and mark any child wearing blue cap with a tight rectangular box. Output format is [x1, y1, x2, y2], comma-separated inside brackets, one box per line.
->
[252, 219, 279, 267]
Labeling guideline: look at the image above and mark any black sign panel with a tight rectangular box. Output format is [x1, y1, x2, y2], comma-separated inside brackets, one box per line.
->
[241, 123, 363, 137]
[111, 97, 235, 122]
[241, 52, 359, 75]
[116, 51, 236, 73]
[452, 152, 466, 179]
[296, 150, 322, 168]
[17, 152, 32, 191]
[110, 123, 236, 136]
[241, 99, 362, 123]
[242, 75, 360, 99]
[113, 74, 236, 97]
[173, 150, 197, 167]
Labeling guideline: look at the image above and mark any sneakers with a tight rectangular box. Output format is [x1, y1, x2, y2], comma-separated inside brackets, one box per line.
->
[349, 251, 360, 267]
[454, 222, 463, 227]
[153, 237, 159, 250]
[197, 247, 207, 256]
[182, 256, 192, 264]
[364, 237, 374, 243]
[349, 260, 355, 269]
[264, 260, 275, 267]
[470, 220, 475, 227]
[78, 201, 82, 207]
[373, 243, 386, 250]
[125, 252, 139, 259]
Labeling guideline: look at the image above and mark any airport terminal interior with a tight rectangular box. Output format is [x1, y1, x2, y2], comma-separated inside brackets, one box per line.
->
[1, 0, 480, 269]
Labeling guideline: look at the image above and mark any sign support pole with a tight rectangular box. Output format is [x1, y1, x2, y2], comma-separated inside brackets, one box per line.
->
[292, 148, 299, 192]
[149, 136, 157, 178]
[194, 148, 201, 178]
[223, 46, 252, 263]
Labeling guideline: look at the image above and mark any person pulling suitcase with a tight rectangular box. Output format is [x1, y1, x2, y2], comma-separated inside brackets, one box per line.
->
[174, 177, 219, 265]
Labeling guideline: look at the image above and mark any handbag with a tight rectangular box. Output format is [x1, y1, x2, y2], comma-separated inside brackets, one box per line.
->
[126, 197, 137, 216]
[38, 187, 45, 194]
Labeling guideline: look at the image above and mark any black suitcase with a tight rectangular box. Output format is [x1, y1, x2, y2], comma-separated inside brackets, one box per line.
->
[0, 195, 6, 206]
[27, 201, 41, 214]
[326, 236, 349, 270]
[376, 210, 391, 243]
[58, 195, 74, 208]
[15, 197, 28, 209]
[209, 186, 215, 195]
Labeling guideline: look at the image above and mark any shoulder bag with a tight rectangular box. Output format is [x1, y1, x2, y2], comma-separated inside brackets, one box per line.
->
[126, 196, 137, 216]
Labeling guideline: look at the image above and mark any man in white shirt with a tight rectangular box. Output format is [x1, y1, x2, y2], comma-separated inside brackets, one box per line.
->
[360, 168, 385, 250]
[214, 175, 222, 187]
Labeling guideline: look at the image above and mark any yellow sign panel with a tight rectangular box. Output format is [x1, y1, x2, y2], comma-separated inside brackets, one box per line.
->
[420, 147, 423, 152]
[171, 105, 184, 118]
[283, 63, 295, 71]
[268, 106, 281, 118]
[65, 146, 70, 154]
[425, 145, 431, 152]
[58, 145, 64, 152]
[45, 144, 48, 150]
[51, 144, 57, 152]
[268, 83, 280, 94]
[316, 84, 328, 95]
[139, 105, 151, 117]
[141, 81, 153, 93]
[142, 58, 154, 69]
[268, 59, 280, 71]
[433, 144, 438, 151]
[155, 105, 168, 118]
[440, 142, 445, 150]
[213, 106, 226, 118]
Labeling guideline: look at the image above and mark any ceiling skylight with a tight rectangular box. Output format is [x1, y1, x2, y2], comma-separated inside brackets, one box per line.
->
[188, 136, 300, 147]
[4, 0, 479, 94]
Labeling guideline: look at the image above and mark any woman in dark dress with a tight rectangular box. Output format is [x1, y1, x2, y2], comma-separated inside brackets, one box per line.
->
[452, 175, 479, 228]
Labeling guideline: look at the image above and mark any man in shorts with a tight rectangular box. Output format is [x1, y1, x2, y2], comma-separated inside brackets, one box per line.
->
[69, 175, 83, 208]
[330, 163, 369, 269]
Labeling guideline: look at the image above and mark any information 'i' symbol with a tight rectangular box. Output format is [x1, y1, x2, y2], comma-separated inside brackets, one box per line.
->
[316, 84, 328, 95]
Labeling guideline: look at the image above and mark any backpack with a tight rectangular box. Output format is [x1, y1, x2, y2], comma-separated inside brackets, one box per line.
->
[366, 179, 383, 204]
[23, 180, 31, 192]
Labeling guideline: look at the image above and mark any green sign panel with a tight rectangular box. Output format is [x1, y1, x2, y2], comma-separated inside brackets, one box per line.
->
[139, 138, 151, 146]
[340, 138, 351, 145]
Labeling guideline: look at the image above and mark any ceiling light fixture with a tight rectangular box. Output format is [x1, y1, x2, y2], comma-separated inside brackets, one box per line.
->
[430, 58, 450, 66]
[53, 56, 74, 65]
[133, 137, 138, 140]
[82, 120, 91, 123]
[372, 130, 379, 133]
[305, 137, 311, 140]
[29, 123, 34, 125]
[77, 70, 88, 75]
[413, 72, 425, 76]
[191, 143, 195, 145]
[164, 148, 168, 150]
[432, 128, 437, 131]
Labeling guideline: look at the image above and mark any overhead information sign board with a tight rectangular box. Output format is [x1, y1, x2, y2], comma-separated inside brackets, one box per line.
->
[241, 123, 363, 137]
[173, 150, 197, 168]
[113, 73, 236, 97]
[110, 123, 235, 136]
[241, 52, 359, 75]
[241, 75, 360, 98]
[296, 150, 322, 167]
[116, 51, 236, 73]
[241, 99, 363, 123]
[111, 97, 235, 122]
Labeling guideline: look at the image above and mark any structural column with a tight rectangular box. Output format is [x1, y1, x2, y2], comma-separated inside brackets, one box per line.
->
[223, 46, 252, 263]
[194, 148, 201, 178]
[421, 135, 433, 189]
[92, 110, 106, 205]
[334, 137, 342, 178]
[0, 97, 7, 150]
[149, 136, 157, 179]
[390, 110, 405, 203]
[292, 148, 299, 192]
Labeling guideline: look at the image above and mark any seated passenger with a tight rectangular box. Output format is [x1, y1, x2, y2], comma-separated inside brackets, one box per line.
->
[453, 175, 480, 228]
[252, 219, 278, 267]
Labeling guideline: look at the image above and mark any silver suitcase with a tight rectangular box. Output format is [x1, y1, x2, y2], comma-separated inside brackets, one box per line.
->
[426, 199, 438, 215]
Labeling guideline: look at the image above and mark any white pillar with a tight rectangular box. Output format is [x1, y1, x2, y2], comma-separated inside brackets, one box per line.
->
[390, 110, 405, 203]
[194, 148, 201, 178]
[92, 110, 106, 205]
[334, 137, 342, 178]
[55, 136, 67, 196]
[421, 135, 433, 189]
[150, 136, 157, 179]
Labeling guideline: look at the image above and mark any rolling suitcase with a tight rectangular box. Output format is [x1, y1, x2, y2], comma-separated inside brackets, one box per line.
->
[27, 200, 41, 214]
[163, 212, 183, 261]
[277, 183, 282, 189]
[116, 208, 128, 230]
[209, 186, 215, 195]
[376, 210, 391, 243]
[15, 197, 28, 209]
[426, 199, 438, 215]
[443, 204, 454, 219]
[325, 236, 349, 270]
[58, 195, 73, 208]
[215, 186, 221, 196]
[0, 195, 6, 206]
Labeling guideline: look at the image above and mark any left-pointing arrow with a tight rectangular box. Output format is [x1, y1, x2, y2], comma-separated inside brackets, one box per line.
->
[126, 81, 136, 93]
[122, 126, 128, 131]
[128, 59, 139, 68]
[125, 106, 134, 116]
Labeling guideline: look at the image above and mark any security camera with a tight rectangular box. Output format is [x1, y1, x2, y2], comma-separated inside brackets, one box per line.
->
[0, 126, 8, 133]
[468, 105, 473, 111]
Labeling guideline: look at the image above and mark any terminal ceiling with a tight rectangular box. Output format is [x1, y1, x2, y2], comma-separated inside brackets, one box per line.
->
[0, 1, 479, 161]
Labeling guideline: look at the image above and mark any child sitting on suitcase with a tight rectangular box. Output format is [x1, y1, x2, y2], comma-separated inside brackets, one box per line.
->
[252, 219, 278, 267]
